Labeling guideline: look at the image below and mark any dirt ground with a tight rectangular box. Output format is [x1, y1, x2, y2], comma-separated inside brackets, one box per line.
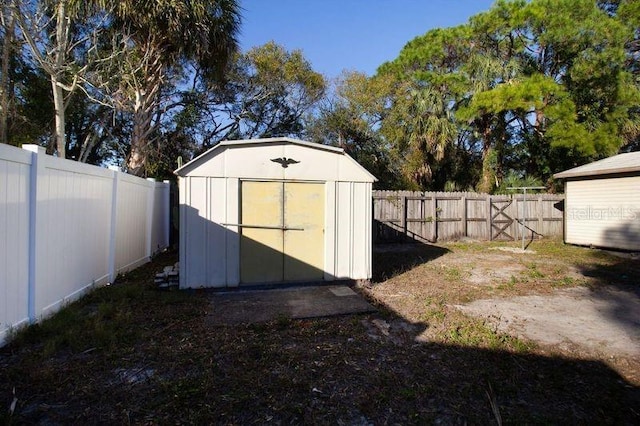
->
[367, 239, 640, 384]
[1, 239, 639, 424]
[456, 285, 640, 358]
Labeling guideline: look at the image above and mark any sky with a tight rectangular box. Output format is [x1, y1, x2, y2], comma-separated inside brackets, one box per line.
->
[239, 0, 496, 80]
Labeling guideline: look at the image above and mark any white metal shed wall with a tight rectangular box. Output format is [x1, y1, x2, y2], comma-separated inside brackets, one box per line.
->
[565, 176, 640, 251]
[177, 139, 375, 289]
[179, 176, 239, 288]
[178, 177, 373, 288]
[333, 181, 372, 280]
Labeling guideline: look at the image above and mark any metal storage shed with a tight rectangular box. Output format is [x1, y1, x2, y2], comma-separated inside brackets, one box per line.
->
[174, 137, 377, 288]
[554, 151, 640, 251]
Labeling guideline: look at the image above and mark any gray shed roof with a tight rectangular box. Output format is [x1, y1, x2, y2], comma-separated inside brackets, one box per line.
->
[553, 151, 640, 179]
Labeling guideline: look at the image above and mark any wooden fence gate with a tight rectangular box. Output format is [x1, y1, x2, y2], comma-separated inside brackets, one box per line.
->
[490, 199, 515, 240]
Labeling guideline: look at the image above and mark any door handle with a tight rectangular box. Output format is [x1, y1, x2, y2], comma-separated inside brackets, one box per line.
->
[221, 223, 304, 231]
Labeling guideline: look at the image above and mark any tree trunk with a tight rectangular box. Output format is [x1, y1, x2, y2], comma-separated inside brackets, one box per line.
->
[126, 51, 163, 176]
[50, 1, 69, 158]
[0, 6, 13, 145]
[78, 131, 97, 163]
[51, 75, 66, 158]
[128, 116, 148, 175]
[477, 117, 495, 193]
[127, 88, 156, 176]
[493, 110, 508, 183]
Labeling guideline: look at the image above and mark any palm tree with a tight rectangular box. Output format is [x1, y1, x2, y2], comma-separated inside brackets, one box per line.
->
[100, 0, 241, 175]
[458, 54, 520, 192]
[387, 83, 457, 189]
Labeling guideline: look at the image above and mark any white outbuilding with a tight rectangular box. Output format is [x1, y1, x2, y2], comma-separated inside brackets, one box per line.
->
[554, 151, 640, 251]
[174, 137, 377, 288]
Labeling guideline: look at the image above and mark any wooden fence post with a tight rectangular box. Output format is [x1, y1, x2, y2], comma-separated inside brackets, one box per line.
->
[401, 194, 407, 242]
[538, 195, 543, 236]
[486, 196, 492, 241]
[461, 195, 467, 238]
[432, 195, 438, 242]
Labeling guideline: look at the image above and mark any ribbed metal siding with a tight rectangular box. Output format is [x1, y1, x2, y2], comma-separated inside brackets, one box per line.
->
[565, 176, 640, 250]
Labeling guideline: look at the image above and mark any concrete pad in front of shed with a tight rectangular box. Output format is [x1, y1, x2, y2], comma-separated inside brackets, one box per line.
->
[207, 285, 375, 324]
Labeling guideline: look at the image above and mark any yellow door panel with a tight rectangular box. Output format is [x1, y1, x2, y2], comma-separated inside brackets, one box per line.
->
[284, 182, 324, 281]
[240, 181, 283, 283]
[241, 181, 282, 227]
[239, 181, 325, 284]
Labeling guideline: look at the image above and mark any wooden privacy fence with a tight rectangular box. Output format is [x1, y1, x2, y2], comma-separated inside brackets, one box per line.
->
[0, 144, 170, 346]
[373, 190, 564, 243]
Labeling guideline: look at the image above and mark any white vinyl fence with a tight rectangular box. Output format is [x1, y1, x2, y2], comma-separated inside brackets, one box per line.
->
[1, 144, 170, 346]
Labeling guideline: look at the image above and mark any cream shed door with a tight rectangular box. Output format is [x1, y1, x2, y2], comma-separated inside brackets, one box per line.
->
[283, 182, 325, 281]
[240, 181, 324, 284]
[240, 181, 284, 283]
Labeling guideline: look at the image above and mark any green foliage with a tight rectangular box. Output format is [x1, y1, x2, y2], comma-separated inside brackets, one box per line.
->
[372, 0, 640, 191]
[494, 171, 545, 195]
[307, 71, 405, 188]
[107, 0, 242, 83]
[4, 0, 638, 186]
[8, 66, 53, 146]
[458, 74, 565, 119]
[384, 84, 458, 188]
[229, 41, 326, 139]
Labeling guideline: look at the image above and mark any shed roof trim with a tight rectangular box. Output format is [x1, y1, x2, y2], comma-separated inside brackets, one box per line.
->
[174, 137, 376, 181]
[553, 151, 640, 179]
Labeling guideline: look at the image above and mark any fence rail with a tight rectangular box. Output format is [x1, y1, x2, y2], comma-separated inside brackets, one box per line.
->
[1, 144, 170, 346]
[373, 190, 564, 243]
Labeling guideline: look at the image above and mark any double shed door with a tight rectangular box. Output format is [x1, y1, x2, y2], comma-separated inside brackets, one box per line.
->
[240, 181, 324, 284]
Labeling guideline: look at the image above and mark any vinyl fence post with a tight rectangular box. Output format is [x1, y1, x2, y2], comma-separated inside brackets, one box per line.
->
[163, 180, 170, 249]
[146, 178, 156, 259]
[107, 168, 120, 282]
[22, 145, 45, 323]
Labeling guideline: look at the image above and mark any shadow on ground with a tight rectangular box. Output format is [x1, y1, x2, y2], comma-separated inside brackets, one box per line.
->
[207, 285, 376, 325]
[0, 250, 638, 424]
[574, 252, 640, 356]
[373, 243, 449, 282]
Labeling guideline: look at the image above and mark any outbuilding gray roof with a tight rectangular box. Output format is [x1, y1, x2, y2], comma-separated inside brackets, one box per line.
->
[553, 151, 640, 179]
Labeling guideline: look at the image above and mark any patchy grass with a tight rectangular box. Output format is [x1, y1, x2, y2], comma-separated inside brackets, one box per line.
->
[370, 239, 640, 377]
[1, 243, 639, 424]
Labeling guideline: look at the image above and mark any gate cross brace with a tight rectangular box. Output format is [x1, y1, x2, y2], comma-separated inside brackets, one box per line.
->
[491, 200, 514, 240]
